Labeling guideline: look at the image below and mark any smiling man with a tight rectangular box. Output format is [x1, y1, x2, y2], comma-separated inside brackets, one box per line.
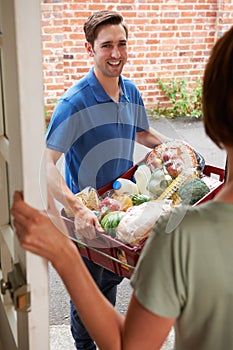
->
[45, 10, 169, 350]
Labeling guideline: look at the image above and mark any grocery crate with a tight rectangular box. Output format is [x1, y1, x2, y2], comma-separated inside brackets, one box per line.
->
[61, 164, 225, 279]
[62, 211, 142, 279]
[195, 164, 224, 204]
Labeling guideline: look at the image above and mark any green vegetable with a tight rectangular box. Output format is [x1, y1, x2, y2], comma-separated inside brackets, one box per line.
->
[131, 193, 151, 205]
[178, 177, 210, 205]
[100, 211, 125, 237]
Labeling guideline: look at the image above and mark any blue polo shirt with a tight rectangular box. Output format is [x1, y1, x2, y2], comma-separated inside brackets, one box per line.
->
[46, 68, 149, 193]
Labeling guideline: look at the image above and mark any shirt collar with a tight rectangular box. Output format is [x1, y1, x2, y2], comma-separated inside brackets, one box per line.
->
[87, 67, 129, 103]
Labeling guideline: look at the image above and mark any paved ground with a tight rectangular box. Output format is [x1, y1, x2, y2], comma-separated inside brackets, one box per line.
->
[49, 116, 226, 349]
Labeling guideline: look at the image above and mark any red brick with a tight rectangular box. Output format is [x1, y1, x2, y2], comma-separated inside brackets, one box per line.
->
[41, 0, 233, 111]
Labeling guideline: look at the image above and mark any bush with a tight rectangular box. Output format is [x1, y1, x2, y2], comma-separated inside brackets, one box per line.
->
[150, 77, 203, 119]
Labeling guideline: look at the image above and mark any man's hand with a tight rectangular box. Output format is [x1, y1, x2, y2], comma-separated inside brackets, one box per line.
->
[74, 207, 104, 240]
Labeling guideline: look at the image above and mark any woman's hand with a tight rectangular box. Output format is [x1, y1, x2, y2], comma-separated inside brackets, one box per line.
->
[11, 191, 75, 264]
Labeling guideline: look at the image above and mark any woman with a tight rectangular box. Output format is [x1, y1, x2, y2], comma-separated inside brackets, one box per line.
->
[11, 25, 233, 349]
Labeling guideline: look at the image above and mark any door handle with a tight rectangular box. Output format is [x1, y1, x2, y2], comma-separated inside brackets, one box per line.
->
[0, 262, 31, 312]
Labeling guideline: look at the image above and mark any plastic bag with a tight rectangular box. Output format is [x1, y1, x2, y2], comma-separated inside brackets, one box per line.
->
[116, 200, 164, 246]
[63, 186, 100, 217]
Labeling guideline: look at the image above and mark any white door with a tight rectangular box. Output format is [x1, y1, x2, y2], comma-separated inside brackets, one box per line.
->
[0, 1, 49, 349]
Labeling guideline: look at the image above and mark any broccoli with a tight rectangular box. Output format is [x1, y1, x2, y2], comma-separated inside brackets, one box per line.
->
[178, 177, 210, 205]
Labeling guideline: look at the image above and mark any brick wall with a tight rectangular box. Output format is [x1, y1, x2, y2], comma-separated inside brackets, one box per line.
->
[41, 0, 233, 118]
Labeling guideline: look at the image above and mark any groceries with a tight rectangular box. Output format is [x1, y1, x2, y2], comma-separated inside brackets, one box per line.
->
[116, 201, 164, 246]
[63, 186, 100, 218]
[178, 177, 210, 205]
[100, 211, 126, 237]
[112, 178, 139, 195]
[146, 139, 198, 174]
[147, 168, 173, 198]
[62, 141, 216, 247]
[112, 140, 204, 204]
[130, 193, 151, 206]
[62, 163, 224, 278]
[133, 163, 151, 195]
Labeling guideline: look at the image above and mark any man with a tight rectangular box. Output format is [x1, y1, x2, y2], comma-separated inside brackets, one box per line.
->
[46, 10, 169, 349]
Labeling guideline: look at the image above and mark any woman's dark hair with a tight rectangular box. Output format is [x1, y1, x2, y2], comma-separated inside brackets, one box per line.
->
[83, 10, 128, 47]
[203, 26, 233, 148]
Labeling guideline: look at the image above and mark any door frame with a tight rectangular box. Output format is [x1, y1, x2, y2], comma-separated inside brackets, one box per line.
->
[0, 1, 49, 349]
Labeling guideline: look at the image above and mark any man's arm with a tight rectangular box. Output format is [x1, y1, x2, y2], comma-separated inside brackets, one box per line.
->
[46, 148, 79, 210]
[46, 148, 103, 238]
[136, 127, 171, 149]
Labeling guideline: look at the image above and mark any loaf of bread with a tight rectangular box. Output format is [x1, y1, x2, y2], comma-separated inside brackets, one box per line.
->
[63, 187, 100, 217]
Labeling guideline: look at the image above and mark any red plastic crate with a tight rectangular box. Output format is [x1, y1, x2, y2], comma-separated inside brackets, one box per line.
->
[62, 212, 142, 279]
[62, 164, 224, 279]
[195, 164, 224, 204]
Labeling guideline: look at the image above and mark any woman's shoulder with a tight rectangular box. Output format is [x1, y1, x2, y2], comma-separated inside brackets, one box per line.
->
[154, 201, 230, 237]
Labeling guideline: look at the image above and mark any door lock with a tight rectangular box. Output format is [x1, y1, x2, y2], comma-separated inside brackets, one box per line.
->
[0, 262, 31, 312]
